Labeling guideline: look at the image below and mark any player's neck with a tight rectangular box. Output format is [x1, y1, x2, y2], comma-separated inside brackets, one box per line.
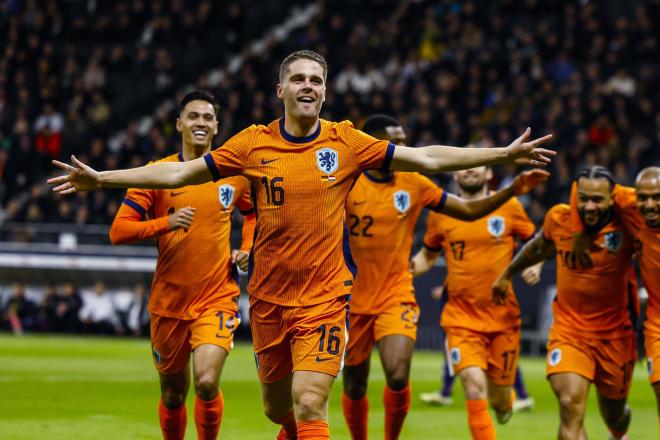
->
[459, 186, 488, 200]
[181, 143, 211, 161]
[282, 114, 320, 138]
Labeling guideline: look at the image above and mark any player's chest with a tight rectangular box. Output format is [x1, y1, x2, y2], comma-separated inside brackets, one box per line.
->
[245, 145, 356, 206]
[443, 215, 512, 245]
[155, 181, 237, 218]
[348, 182, 421, 223]
[554, 227, 632, 268]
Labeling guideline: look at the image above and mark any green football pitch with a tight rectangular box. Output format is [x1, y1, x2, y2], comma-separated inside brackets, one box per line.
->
[0, 334, 657, 439]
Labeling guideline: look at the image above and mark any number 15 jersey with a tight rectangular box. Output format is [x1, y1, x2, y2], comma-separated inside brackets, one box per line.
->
[204, 118, 394, 307]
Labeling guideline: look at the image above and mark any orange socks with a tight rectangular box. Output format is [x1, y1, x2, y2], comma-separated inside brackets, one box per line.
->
[466, 399, 496, 440]
[276, 410, 298, 440]
[194, 392, 224, 440]
[297, 420, 330, 439]
[159, 399, 187, 440]
[342, 393, 368, 440]
[383, 384, 411, 440]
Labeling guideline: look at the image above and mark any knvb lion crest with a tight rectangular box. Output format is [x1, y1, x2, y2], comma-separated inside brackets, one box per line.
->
[219, 184, 235, 209]
[393, 190, 411, 214]
[316, 148, 339, 174]
[487, 216, 506, 238]
[603, 231, 622, 253]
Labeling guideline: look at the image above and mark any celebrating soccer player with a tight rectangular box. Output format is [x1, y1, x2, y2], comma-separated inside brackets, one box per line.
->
[109, 91, 256, 440]
[568, 167, 660, 432]
[48, 50, 554, 439]
[493, 166, 636, 440]
[341, 115, 548, 440]
[410, 164, 543, 439]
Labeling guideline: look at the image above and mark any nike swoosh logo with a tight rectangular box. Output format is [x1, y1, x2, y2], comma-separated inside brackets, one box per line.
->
[261, 158, 279, 165]
[315, 356, 334, 362]
[353, 201, 367, 206]
[170, 191, 186, 197]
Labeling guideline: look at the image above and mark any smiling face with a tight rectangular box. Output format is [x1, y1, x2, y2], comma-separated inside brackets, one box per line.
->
[277, 58, 326, 122]
[176, 100, 218, 149]
[636, 172, 660, 228]
[577, 177, 614, 229]
[454, 166, 491, 193]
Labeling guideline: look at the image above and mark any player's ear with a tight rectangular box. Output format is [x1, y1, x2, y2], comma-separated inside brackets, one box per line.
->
[176, 118, 182, 133]
[276, 83, 283, 98]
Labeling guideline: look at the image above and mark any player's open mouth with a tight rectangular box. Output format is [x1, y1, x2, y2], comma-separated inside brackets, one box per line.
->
[297, 96, 315, 103]
[193, 130, 208, 139]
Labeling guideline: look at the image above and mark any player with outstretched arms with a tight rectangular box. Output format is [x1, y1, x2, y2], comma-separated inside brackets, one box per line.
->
[49, 50, 554, 439]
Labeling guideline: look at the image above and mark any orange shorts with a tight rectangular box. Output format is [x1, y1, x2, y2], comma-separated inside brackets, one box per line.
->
[645, 330, 660, 384]
[150, 296, 239, 374]
[345, 302, 419, 366]
[444, 326, 520, 386]
[249, 295, 349, 383]
[546, 329, 636, 400]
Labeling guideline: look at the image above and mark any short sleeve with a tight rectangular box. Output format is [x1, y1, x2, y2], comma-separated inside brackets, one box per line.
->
[416, 174, 447, 212]
[340, 121, 395, 172]
[204, 125, 255, 181]
[235, 178, 254, 215]
[614, 186, 643, 233]
[509, 197, 536, 241]
[542, 208, 557, 241]
[423, 212, 445, 252]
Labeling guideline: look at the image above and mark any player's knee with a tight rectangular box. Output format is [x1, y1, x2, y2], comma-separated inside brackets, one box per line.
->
[385, 374, 409, 392]
[263, 401, 287, 423]
[293, 386, 329, 420]
[161, 389, 187, 409]
[194, 376, 218, 401]
[461, 376, 486, 400]
[344, 378, 368, 400]
[557, 393, 584, 421]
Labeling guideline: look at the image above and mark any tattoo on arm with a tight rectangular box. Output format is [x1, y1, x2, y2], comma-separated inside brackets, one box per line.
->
[506, 229, 554, 278]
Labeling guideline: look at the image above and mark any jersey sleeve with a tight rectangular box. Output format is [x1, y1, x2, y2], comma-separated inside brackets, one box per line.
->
[509, 197, 536, 241]
[614, 186, 643, 233]
[109, 201, 170, 245]
[340, 121, 395, 172]
[235, 178, 255, 216]
[423, 212, 445, 252]
[203, 125, 255, 180]
[122, 185, 156, 219]
[542, 206, 559, 241]
[417, 174, 447, 212]
[240, 213, 257, 252]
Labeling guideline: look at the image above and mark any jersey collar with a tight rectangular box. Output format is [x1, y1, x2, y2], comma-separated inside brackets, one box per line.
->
[363, 170, 394, 183]
[279, 117, 321, 143]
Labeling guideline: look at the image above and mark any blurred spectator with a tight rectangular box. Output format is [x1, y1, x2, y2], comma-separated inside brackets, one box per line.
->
[48, 282, 83, 333]
[34, 103, 65, 158]
[127, 284, 150, 337]
[79, 282, 122, 335]
[1, 283, 38, 334]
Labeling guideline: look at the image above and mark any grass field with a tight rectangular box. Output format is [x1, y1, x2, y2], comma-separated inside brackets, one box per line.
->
[0, 334, 657, 439]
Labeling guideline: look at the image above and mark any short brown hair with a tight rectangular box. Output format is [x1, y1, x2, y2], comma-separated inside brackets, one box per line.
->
[279, 50, 328, 83]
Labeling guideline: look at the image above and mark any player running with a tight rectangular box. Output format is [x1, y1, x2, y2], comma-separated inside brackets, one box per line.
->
[569, 167, 659, 432]
[410, 165, 543, 439]
[109, 91, 256, 440]
[341, 115, 547, 440]
[493, 166, 636, 440]
[48, 50, 554, 439]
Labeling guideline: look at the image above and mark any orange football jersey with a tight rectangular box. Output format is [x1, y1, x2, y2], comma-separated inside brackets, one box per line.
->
[423, 197, 535, 332]
[571, 185, 660, 335]
[543, 204, 635, 338]
[346, 172, 446, 314]
[110, 152, 255, 319]
[204, 118, 394, 307]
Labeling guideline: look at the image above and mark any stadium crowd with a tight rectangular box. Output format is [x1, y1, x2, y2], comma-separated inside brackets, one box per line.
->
[0, 0, 658, 229]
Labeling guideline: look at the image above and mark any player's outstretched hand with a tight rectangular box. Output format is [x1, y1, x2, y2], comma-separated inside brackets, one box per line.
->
[232, 249, 250, 272]
[512, 169, 550, 195]
[48, 155, 101, 194]
[492, 274, 512, 305]
[504, 128, 555, 167]
[168, 207, 196, 231]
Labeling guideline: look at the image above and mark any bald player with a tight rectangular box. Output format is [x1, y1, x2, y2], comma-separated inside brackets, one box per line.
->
[109, 91, 256, 440]
[341, 115, 548, 440]
[48, 50, 554, 439]
[493, 166, 636, 440]
[569, 167, 659, 430]
[411, 165, 543, 439]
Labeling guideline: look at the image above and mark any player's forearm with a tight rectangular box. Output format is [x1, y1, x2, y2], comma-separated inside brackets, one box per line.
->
[411, 146, 509, 173]
[99, 160, 210, 189]
[460, 185, 516, 220]
[503, 234, 553, 278]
